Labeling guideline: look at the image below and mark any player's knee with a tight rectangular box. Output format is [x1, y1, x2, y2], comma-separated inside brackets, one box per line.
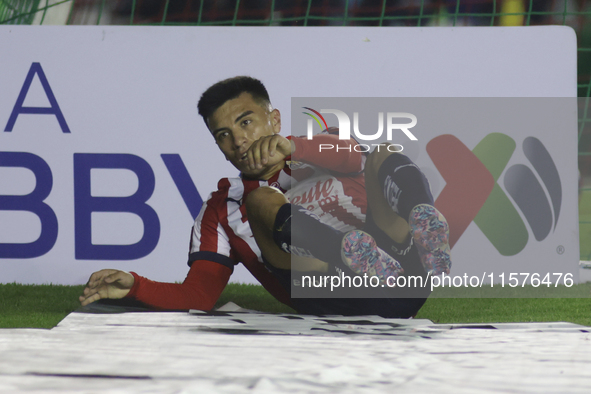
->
[366, 144, 406, 175]
[245, 186, 288, 221]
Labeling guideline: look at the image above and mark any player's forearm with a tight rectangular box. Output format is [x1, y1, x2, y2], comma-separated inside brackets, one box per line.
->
[291, 134, 363, 173]
[126, 261, 231, 311]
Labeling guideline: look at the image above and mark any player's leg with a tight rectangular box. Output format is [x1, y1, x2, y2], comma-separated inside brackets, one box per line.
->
[245, 186, 327, 272]
[249, 187, 403, 284]
[247, 186, 346, 271]
[247, 186, 403, 282]
[365, 145, 451, 276]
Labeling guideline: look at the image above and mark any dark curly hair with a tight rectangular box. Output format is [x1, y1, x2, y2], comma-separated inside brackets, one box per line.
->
[197, 76, 271, 130]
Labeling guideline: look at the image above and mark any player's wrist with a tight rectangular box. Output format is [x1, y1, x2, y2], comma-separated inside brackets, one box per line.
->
[125, 272, 141, 298]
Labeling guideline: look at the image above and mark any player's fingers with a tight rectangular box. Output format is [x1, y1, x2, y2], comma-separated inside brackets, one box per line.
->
[79, 284, 103, 305]
[85, 276, 103, 290]
[254, 138, 266, 168]
[82, 285, 93, 296]
[86, 269, 114, 287]
[104, 272, 119, 284]
[79, 292, 96, 305]
[86, 271, 102, 286]
[82, 279, 105, 297]
[247, 139, 262, 170]
[85, 279, 103, 293]
[245, 139, 254, 169]
[267, 135, 279, 157]
[259, 137, 271, 165]
[80, 291, 102, 307]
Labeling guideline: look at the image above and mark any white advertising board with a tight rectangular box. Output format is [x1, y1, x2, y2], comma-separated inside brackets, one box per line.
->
[0, 26, 577, 285]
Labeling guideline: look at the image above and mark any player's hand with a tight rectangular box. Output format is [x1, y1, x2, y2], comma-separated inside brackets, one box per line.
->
[79, 269, 134, 306]
[246, 134, 293, 171]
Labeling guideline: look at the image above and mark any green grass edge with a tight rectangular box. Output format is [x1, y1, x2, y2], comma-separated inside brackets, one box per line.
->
[1, 283, 590, 329]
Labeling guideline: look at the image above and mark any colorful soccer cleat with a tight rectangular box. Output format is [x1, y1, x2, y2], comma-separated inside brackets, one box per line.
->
[341, 230, 404, 285]
[408, 204, 451, 276]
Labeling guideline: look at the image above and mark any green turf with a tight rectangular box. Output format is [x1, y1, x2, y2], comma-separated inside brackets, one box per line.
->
[416, 297, 591, 326]
[1, 283, 590, 329]
[0, 283, 85, 329]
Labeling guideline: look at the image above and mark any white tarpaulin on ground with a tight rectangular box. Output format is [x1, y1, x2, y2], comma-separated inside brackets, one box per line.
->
[0, 310, 589, 393]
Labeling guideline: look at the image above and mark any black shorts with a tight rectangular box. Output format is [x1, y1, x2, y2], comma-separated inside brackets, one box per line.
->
[265, 211, 431, 318]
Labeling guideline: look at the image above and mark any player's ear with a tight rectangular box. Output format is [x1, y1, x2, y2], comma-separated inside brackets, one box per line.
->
[271, 109, 281, 134]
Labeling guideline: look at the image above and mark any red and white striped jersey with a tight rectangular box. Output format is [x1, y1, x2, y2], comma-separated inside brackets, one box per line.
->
[188, 134, 368, 288]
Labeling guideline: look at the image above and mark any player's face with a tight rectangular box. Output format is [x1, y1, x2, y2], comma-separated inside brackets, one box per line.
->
[208, 92, 282, 178]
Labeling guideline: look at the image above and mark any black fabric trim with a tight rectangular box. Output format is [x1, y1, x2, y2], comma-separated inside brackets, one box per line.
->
[188, 251, 235, 272]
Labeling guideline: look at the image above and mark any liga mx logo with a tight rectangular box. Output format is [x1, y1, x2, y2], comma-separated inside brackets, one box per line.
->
[428, 133, 562, 256]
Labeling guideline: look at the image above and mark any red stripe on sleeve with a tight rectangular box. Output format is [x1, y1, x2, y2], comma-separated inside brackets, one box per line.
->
[198, 193, 225, 253]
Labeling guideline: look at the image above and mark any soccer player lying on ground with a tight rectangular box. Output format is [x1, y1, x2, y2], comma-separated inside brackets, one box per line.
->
[79, 76, 451, 318]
